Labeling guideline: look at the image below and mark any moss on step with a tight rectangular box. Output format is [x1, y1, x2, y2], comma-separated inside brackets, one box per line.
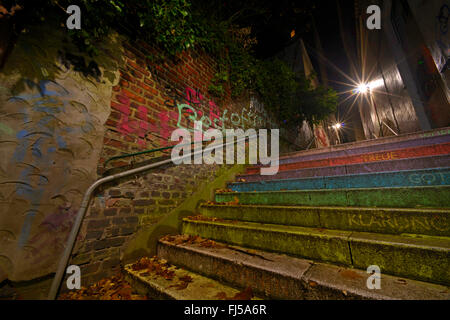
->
[122, 165, 245, 264]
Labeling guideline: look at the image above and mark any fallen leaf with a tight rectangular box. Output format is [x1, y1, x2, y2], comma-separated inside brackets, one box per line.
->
[215, 292, 228, 300]
[179, 275, 193, 283]
[58, 273, 148, 300]
[230, 287, 253, 300]
[340, 270, 364, 280]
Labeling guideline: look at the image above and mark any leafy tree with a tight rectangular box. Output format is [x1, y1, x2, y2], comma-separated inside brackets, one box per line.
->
[1, 0, 337, 128]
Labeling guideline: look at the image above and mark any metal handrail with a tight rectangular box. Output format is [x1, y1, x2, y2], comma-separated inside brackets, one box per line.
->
[47, 134, 258, 300]
[382, 121, 399, 136]
[305, 136, 316, 150]
[103, 139, 212, 169]
[104, 132, 301, 169]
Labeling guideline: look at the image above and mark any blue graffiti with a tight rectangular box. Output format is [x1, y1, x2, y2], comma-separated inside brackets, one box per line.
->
[10, 79, 95, 247]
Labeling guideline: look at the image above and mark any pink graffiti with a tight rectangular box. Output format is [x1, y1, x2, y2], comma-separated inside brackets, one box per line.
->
[115, 92, 150, 149]
[185, 87, 204, 105]
[112, 85, 271, 151]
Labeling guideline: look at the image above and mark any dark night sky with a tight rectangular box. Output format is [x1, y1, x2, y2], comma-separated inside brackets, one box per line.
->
[249, 0, 357, 94]
[245, 0, 358, 140]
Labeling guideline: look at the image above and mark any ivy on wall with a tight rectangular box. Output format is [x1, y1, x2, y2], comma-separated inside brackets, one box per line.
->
[1, 0, 337, 128]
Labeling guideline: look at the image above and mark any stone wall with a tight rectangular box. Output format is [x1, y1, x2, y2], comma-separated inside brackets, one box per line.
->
[0, 21, 121, 284]
[0, 20, 292, 298]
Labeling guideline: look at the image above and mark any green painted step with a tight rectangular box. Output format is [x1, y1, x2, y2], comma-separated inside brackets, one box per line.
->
[215, 186, 450, 208]
[199, 205, 450, 237]
[182, 218, 450, 286]
[157, 238, 450, 300]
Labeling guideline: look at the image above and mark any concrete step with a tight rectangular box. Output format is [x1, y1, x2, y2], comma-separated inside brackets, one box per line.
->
[157, 237, 450, 300]
[123, 257, 262, 300]
[215, 186, 450, 209]
[279, 127, 450, 161]
[237, 154, 450, 183]
[182, 218, 450, 285]
[199, 204, 450, 237]
[246, 142, 450, 174]
[278, 132, 450, 165]
[229, 168, 450, 192]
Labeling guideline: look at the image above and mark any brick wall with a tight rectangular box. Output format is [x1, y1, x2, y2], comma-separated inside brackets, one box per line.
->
[99, 40, 279, 171]
[69, 39, 281, 288]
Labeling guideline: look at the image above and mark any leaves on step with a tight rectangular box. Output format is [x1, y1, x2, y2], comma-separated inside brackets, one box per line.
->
[215, 292, 228, 300]
[169, 281, 189, 290]
[179, 275, 193, 283]
[58, 273, 148, 300]
[215, 287, 254, 300]
[231, 287, 254, 300]
[131, 256, 175, 280]
[225, 197, 240, 205]
[131, 257, 153, 271]
[216, 188, 235, 194]
[339, 269, 364, 280]
[169, 275, 194, 291]
[161, 234, 227, 249]
[187, 215, 226, 223]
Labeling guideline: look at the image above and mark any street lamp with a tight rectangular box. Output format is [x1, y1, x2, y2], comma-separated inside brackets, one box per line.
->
[355, 79, 384, 94]
[356, 83, 369, 94]
[331, 122, 344, 144]
[355, 81, 384, 137]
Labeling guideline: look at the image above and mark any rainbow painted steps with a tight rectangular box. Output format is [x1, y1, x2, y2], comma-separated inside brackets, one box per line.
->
[277, 130, 450, 164]
[126, 127, 450, 299]
[278, 127, 450, 161]
[230, 168, 450, 192]
[215, 186, 450, 208]
[246, 142, 450, 174]
[237, 154, 450, 182]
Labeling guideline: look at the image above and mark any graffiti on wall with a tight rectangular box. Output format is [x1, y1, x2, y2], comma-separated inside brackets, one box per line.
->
[5, 79, 98, 249]
[113, 85, 278, 149]
[0, 73, 114, 281]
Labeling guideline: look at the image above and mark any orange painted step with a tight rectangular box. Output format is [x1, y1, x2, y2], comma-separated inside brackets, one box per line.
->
[246, 142, 450, 174]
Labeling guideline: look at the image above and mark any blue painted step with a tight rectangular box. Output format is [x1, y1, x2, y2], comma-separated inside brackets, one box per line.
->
[229, 167, 450, 192]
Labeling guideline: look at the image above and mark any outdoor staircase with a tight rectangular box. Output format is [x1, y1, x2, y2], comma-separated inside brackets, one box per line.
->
[124, 128, 450, 300]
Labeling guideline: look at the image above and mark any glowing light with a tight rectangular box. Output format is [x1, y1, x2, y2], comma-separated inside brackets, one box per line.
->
[368, 79, 384, 90]
[355, 79, 385, 94]
[356, 84, 369, 94]
[333, 123, 343, 130]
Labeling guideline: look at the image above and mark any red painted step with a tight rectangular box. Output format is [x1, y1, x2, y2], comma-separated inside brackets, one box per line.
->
[246, 142, 450, 174]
